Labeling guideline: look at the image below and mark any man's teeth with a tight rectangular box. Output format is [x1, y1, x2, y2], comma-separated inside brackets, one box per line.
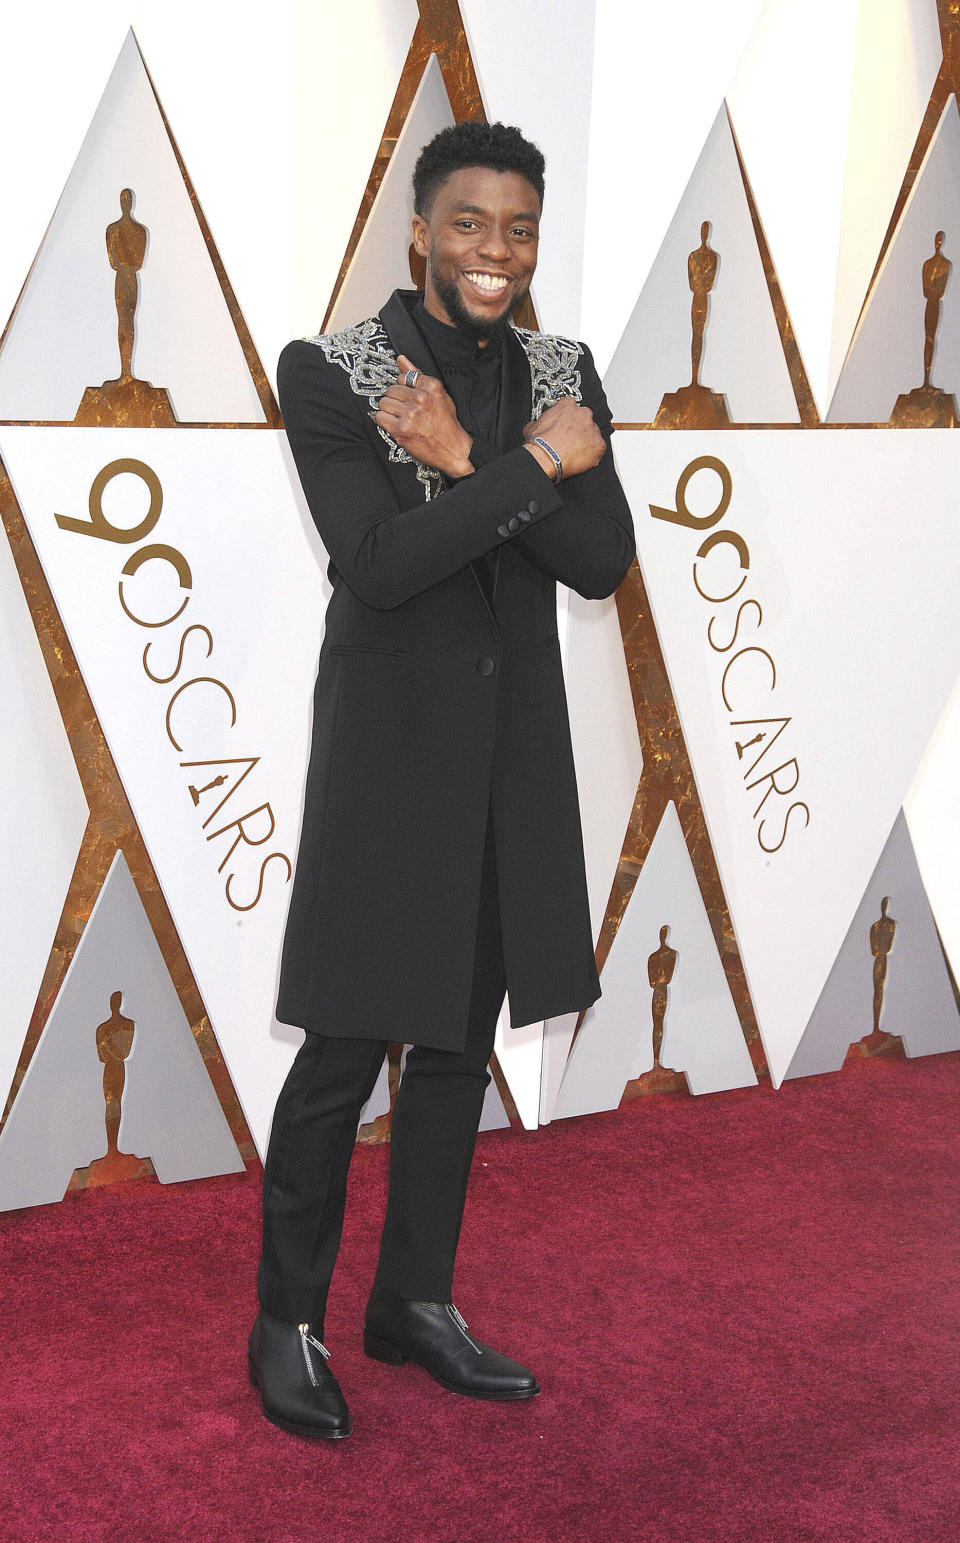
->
[465, 272, 509, 291]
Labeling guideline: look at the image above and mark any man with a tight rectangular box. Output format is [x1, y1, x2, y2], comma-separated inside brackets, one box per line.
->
[249, 121, 636, 1439]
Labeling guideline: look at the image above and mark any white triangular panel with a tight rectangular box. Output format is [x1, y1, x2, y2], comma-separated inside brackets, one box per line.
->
[459, 0, 595, 338]
[553, 801, 755, 1122]
[615, 426, 960, 1085]
[0, 34, 266, 425]
[359, 1051, 392, 1129]
[727, 0, 860, 417]
[604, 105, 799, 425]
[0, 522, 88, 1114]
[0, 853, 243, 1213]
[327, 54, 454, 333]
[826, 0, 943, 407]
[539, 1010, 579, 1125]
[494, 1009, 542, 1132]
[0, 426, 331, 1157]
[564, 588, 642, 942]
[478, 1072, 511, 1132]
[786, 810, 960, 1079]
[828, 98, 960, 423]
[584, 0, 768, 375]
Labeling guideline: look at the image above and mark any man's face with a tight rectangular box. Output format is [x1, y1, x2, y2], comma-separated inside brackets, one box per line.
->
[411, 165, 540, 339]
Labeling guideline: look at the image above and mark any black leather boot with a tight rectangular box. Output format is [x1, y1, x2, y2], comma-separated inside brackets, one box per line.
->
[248, 1309, 351, 1438]
[364, 1289, 540, 1401]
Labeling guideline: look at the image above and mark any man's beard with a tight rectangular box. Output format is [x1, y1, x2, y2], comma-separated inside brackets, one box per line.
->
[430, 260, 518, 342]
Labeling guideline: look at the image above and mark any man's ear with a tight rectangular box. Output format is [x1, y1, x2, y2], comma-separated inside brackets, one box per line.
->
[411, 214, 430, 259]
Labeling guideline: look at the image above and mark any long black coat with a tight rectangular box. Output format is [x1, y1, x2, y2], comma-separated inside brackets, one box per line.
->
[275, 289, 635, 1052]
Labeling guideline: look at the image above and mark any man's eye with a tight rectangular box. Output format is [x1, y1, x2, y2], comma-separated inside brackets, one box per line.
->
[511, 228, 535, 240]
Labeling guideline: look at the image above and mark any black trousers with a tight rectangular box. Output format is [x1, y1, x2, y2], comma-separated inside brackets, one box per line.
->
[258, 811, 506, 1328]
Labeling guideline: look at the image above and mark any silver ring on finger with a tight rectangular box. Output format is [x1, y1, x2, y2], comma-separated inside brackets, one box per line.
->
[403, 368, 420, 389]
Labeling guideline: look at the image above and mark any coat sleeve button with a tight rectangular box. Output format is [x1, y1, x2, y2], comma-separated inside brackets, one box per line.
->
[507, 515, 522, 533]
[527, 499, 540, 516]
[517, 509, 531, 524]
[497, 523, 510, 538]
[475, 657, 495, 676]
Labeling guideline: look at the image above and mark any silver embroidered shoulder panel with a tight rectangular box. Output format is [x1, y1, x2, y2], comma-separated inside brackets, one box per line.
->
[513, 327, 584, 420]
[306, 318, 585, 502]
[306, 319, 443, 501]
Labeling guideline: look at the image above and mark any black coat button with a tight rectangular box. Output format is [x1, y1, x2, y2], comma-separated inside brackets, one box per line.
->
[497, 523, 510, 538]
[517, 509, 531, 523]
[527, 499, 540, 515]
[507, 515, 521, 533]
[476, 657, 495, 676]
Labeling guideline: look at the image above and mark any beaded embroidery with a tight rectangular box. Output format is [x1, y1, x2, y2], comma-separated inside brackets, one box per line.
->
[308, 319, 443, 500]
[513, 327, 584, 419]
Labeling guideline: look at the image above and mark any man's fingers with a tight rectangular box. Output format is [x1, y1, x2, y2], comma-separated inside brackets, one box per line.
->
[375, 396, 406, 421]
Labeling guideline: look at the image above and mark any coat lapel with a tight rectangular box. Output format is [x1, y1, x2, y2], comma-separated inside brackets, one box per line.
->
[379, 290, 441, 380]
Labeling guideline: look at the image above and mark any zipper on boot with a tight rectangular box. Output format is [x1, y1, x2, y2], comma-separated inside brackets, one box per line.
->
[446, 1304, 483, 1355]
[298, 1323, 331, 1386]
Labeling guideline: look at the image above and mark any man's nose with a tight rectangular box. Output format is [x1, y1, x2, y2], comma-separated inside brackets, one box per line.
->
[476, 224, 511, 261]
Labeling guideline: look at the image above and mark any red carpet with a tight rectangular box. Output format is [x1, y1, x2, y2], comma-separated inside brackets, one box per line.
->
[3, 1053, 959, 1543]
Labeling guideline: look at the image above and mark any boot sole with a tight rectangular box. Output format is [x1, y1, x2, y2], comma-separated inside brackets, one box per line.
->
[363, 1330, 541, 1402]
[247, 1353, 352, 1439]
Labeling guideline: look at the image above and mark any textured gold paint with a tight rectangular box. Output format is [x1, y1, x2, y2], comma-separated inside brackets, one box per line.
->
[0, 462, 254, 1168]
[890, 383, 959, 426]
[652, 385, 731, 430]
[75, 376, 178, 428]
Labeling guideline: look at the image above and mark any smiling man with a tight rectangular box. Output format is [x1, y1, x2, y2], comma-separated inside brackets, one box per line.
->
[249, 121, 636, 1439]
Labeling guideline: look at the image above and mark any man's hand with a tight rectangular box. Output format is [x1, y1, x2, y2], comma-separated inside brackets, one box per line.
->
[523, 396, 606, 481]
[374, 355, 475, 478]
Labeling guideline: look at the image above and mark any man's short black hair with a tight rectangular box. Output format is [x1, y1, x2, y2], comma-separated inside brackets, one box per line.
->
[413, 121, 545, 215]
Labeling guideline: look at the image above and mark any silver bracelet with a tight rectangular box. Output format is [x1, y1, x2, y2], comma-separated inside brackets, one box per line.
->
[529, 435, 563, 483]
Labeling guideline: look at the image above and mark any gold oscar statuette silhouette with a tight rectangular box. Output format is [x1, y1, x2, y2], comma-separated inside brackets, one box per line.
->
[74, 188, 177, 426]
[846, 897, 905, 1062]
[654, 221, 731, 429]
[890, 231, 959, 427]
[648, 925, 677, 1068]
[67, 991, 156, 1192]
[624, 926, 686, 1098]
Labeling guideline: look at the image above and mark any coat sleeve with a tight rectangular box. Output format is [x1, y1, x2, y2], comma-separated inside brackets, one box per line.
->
[277, 340, 564, 611]
[511, 344, 637, 599]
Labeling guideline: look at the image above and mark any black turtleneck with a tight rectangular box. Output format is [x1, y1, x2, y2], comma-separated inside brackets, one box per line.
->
[413, 298, 504, 470]
[413, 298, 506, 605]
